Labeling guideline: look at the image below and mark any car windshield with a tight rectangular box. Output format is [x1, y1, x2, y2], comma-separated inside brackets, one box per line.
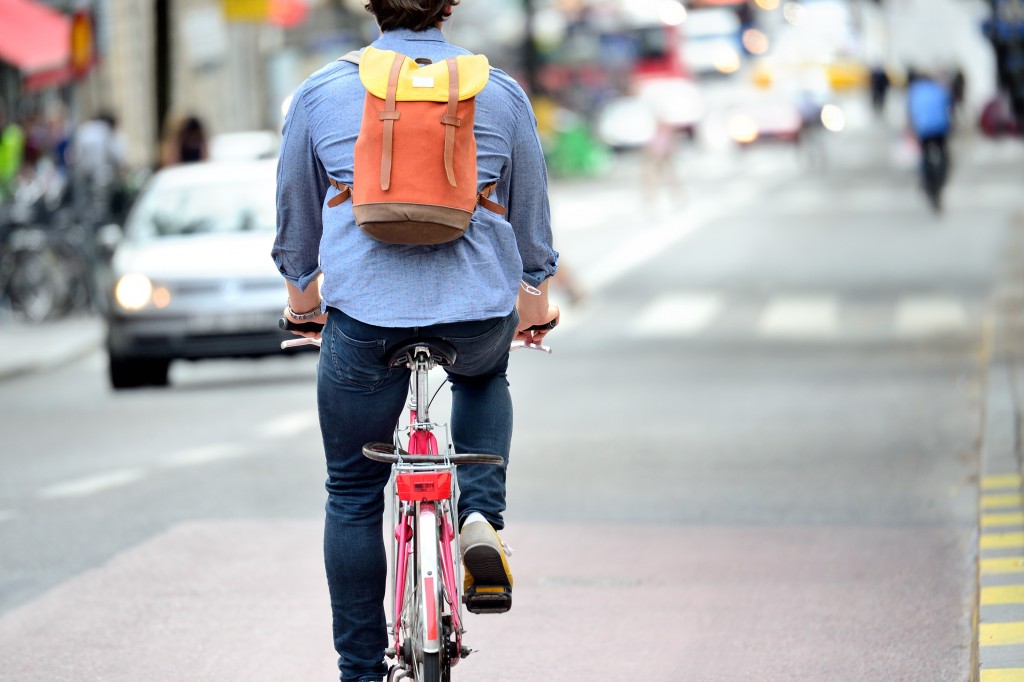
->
[127, 178, 276, 241]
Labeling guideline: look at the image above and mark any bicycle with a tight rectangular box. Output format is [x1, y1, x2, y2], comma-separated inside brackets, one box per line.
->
[280, 317, 552, 681]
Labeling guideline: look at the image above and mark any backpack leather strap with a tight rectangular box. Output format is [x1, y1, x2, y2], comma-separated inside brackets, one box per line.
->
[380, 52, 405, 191]
[477, 183, 505, 215]
[327, 178, 351, 208]
[441, 57, 461, 188]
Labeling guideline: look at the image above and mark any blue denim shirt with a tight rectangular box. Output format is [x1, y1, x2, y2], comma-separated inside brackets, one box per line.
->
[273, 28, 558, 327]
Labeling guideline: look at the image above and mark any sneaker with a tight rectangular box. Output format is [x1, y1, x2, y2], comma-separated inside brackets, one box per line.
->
[461, 517, 513, 614]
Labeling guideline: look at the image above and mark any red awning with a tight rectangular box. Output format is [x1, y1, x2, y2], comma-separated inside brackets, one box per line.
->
[0, 0, 70, 75]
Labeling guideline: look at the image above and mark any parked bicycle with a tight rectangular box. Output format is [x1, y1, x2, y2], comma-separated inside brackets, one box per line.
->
[280, 318, 551, 681]
[0, 162, 97, 322]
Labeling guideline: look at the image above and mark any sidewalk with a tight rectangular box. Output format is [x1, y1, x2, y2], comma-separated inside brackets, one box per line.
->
[0, 314, 104, 382]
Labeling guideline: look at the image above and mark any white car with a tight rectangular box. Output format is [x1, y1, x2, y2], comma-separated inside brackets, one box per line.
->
[105, 160, 294, 389]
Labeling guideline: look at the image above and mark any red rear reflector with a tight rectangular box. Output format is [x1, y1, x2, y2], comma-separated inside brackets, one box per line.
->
[396, 472, 452, 501]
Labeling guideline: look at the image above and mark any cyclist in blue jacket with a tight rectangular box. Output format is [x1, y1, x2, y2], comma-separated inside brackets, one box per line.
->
[273, 1, 559, 680]
[906, 70, 953, 208]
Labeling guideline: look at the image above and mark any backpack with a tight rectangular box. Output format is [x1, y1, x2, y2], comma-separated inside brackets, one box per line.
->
[328, 46, 505, 245]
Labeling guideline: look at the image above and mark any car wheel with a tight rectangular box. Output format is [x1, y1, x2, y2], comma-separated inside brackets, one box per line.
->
[109, 355, 171, 390]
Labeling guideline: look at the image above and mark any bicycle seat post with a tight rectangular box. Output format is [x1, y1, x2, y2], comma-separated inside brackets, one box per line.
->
[411, 346, 434, 429]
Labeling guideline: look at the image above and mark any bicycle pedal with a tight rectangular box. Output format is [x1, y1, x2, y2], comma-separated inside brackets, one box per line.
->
[463, 584, 512, 614]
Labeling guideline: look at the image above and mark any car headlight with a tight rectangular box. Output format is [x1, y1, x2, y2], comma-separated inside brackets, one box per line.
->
[114, 273, 153, 311]
[820, 104, 846, 132]
[728, 114, 759, 143]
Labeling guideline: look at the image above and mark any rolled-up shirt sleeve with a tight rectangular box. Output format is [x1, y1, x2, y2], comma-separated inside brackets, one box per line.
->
[272, 86, 328, 292]
[504, 96, 558, 289]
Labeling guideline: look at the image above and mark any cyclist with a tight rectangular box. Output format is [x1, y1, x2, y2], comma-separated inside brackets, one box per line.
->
[906, 69, 953, 210]
[272, 1, 559, 680]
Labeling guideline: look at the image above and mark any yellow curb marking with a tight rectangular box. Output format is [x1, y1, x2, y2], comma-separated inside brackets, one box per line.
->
[982, 533, 1024, 550]
[983, 585, 1024, 605]
[983, 558, 1024, 575]
[984, 494, 1024, 510]
[985, 513, 1024, 528]
[984, 474, 1024, 491]
[981, 622, 1024, 647]
[982, 669, 1024, 682]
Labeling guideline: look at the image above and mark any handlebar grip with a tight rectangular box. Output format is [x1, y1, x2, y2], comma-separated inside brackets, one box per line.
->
[524, 319, 558, 332]
[279, 318, 325, 333]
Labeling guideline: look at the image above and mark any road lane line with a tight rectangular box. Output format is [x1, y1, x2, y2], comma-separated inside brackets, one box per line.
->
[983, 586, 1024, 606]
[896, 297, 968, 336]
[631, 293, 722, 338]
[256, 411, 318, 439]
[39, 469, 146, 499]
[160, 443, 246, 468]
[982, 622, 1024, 647]
[757, 296, 838, 339]
[982, 533, 1024, 550]
[985, 494, 1024, 510]
[983, 558, 1024, 575]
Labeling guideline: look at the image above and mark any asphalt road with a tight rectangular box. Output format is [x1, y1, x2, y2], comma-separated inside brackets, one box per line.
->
[1, 120, 1022, 680]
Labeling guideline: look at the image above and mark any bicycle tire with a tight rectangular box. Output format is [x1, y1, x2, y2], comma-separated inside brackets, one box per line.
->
[420, 652, 442, 682]
[413, 505, 448, 682]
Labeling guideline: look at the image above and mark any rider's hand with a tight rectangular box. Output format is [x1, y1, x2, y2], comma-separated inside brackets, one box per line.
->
[516, 280, 559, 345]
[283, 305, 328, 339]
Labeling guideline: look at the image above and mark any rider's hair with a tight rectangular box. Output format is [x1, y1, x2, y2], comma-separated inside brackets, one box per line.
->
[363, 0, 459, 32]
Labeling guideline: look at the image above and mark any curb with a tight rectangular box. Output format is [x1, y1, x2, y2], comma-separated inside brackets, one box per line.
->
[977, 212, 1024, 682]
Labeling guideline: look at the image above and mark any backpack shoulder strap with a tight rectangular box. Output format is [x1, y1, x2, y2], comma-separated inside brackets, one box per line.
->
[338, 49, 364, 65]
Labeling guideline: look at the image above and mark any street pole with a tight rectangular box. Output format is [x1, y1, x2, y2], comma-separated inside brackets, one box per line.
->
[155, 0, 171, 165]
[523, 0, 541, 96]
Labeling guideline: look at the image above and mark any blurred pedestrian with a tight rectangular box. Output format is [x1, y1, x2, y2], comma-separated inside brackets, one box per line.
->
[869, 66, 890, 117]
[641, 115, 684, 211]
[69, 110, 127, 225]
[160, 114, 209, 167]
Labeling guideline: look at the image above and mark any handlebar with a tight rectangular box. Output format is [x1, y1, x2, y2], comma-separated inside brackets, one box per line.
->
[279, 317, 554, 354]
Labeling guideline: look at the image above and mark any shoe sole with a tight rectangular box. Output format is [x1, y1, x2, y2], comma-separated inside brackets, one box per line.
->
[463, 543, 511, 587]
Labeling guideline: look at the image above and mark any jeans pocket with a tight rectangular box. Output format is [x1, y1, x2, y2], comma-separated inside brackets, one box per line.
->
[443, 310, 518, 375]
[325, 318, 390, 390]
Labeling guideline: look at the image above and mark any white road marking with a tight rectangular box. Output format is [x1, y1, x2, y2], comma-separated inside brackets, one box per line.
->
[256, 411, 318, 439]
[758, 296, 839, 338]
[896, 297, 968, 336]
[160, 443, 246, 468]
[632, 293, 722, 337]
[584, 184, 760, 294]
[39, 469, 146, 499]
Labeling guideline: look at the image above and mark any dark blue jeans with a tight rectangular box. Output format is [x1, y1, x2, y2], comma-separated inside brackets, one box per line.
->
[317, 307, 518, 681]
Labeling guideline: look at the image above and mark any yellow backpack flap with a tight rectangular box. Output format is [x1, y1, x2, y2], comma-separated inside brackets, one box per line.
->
[358, 46, 490, 103]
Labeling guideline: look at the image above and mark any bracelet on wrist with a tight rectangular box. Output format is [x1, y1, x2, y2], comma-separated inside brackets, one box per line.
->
[287, 302, 323, 321]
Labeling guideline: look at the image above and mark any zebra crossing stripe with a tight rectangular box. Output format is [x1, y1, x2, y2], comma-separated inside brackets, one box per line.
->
[981, 622, 1024, 647]
[982, 669, 1024, 681]
[896, 298, 967, 336]
[758, 296, 838, 338]
[985, 475, 1024, 491]
[632, 294, 722, 337]
[982, 558, 1024, 575]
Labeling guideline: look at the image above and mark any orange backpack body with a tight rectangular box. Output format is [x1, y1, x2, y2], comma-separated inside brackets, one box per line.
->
[329, 46, 505, 245]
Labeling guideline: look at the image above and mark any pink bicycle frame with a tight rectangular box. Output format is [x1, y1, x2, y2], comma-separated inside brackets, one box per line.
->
[391, 415, 465, 666]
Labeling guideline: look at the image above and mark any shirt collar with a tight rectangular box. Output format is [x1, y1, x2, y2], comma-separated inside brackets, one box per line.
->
[377, 27, 447, 43]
